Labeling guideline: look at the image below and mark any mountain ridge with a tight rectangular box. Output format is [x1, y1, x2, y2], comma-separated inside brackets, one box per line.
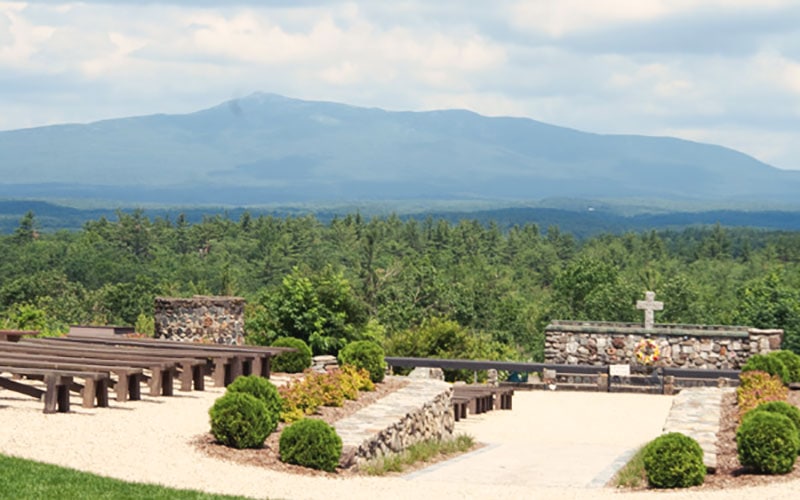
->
[1, 92, 798, 206]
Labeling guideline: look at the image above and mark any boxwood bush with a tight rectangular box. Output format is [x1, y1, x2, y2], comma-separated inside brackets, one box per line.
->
[768, 350, 800, 384]
[226, 375, 283, 418]
[744, 401, 800, 436]
[279, 418, 342, 472]
[642, 432, 706, 488]
[208, 392, 275, 449]
[737, 411, 800, 474]
[338, 340, 385, 383]
[741, 354, 790, 385]
[271, 337, 312, 373]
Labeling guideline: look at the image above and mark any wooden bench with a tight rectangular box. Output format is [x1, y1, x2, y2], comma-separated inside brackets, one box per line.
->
[0, 352, 127, 408]
[16, 340, 206, 394]
[452, 385, 515, 419]
[0, 365, 109, 412]
[47, 335, 291, 385]
[0, 330, 40, 343]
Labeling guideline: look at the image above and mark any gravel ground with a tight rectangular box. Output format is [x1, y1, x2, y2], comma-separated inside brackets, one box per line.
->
[2, 380, 800, 500]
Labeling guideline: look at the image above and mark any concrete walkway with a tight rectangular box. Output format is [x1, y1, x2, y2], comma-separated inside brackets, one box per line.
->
[409, 390, 674, 489]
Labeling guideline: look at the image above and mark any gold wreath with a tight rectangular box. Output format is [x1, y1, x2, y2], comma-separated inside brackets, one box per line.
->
[635, 338, 660, 365]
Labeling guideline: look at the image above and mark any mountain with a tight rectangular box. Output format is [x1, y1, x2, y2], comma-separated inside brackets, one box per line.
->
[1, 92, 799, 205]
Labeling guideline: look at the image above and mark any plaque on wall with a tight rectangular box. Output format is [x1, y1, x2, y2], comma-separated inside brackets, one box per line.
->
[609, 364, 631, 377]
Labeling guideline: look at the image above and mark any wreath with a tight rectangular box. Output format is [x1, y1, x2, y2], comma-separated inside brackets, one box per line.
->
[635, 338, 660, 365]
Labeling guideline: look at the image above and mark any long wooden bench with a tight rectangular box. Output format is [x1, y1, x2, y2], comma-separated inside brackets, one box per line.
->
[451, 385, 515, 419]
[43, 335, 292, 385]
[13, 340, 206, 394]
[0, 365, 109, 412]
[0, 349, 161, 402]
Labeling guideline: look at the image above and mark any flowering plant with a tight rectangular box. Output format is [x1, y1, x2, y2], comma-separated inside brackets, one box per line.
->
[635, 338, 660, 365]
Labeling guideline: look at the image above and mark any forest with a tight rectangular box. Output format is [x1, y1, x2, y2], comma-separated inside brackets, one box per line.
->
[1, 209, 799, 361]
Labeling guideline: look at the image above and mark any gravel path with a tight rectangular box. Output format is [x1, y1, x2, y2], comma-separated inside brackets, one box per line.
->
[1, 382, 799, 499]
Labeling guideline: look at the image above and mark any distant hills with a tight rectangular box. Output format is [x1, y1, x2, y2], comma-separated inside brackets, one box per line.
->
[2, 92, 800, 206]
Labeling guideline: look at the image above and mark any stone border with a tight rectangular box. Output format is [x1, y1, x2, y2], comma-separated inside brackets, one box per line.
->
[661, 387, 733, 471]
[335, 377, 454, 468]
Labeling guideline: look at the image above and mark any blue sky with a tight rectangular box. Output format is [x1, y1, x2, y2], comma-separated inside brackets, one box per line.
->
[2, 1, 800, 170]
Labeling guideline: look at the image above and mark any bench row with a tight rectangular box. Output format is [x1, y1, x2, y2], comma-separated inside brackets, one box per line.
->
[0, 335, 292, 413]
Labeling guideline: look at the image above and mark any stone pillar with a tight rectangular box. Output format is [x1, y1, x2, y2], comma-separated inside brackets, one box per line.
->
[154, 296, 245, 344]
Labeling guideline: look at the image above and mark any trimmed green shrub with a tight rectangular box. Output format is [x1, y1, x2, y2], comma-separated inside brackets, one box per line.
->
[208, 392, 275, 449]
[226, 375, 283, 417]
[338, 340, 385, 383]
[768, 350, 800, 384]
[737, 411, 800, 474]
[279, 418, 342, 472]
[642, 432, 706, 488]
[745, 401, 800, 436]
[271, 337, 312, 373]
[741, 354, 791, 385]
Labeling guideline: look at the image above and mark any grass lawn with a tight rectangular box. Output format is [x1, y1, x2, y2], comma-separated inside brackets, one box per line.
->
[0, 454, 254, 499]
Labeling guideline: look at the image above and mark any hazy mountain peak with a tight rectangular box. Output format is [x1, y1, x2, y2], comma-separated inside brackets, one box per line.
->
[0, 93, 798, 206]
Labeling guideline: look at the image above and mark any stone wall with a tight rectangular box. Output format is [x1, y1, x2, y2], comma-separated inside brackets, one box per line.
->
[336, 379, 454, 468]
[154, 296, 245, 345]
[545, 320, 782, 369]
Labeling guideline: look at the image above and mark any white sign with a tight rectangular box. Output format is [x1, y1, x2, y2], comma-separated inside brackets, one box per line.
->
[609, 364, 631, 377]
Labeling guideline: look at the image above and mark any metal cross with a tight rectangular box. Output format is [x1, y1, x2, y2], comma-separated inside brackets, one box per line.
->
[636, 291, 663, 329]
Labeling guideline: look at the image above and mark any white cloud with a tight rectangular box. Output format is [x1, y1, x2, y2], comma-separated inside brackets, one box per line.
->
[0, 0, 799, 171]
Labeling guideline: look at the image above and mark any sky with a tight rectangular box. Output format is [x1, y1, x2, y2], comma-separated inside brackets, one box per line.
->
[2, 1, 800, 170]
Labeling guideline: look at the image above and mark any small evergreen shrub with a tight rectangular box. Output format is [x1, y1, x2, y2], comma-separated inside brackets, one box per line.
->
[736, 411, 800, 474]
[642, 432, 706, 488]
[271, 337, 312, 373]
[741, 354, 791, 385]
[208, 392, 274, 449]
[338, 340, 385, 383]
[744, 401, 800, 435]
[226, 375, 283, 418]
[768, 350, 800, 384]
[737, 370, 789, 417]
[279, 418, 342, 472]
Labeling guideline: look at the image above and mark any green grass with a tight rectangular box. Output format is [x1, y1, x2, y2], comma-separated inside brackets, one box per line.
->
[361, 434, 475, 476]
[612, 445, 648, 488]
[0, 454, 254, 499]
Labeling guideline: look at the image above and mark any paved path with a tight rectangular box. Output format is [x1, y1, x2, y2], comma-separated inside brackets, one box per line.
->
[663, 387, 734, 470]
[2, 381, 800, 499]
[409, 390, 674, 489]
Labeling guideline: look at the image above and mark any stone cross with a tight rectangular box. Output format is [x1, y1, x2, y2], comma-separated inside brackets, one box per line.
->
[636, 291, 663, 329]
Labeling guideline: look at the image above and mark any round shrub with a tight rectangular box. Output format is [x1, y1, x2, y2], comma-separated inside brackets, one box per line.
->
[737, 411, 800, 474]
[279, 418, 342, 472]
[209, 392, 275, 449]
[227, 375, 283, 417]
[338, 340, 385, 383]
[642, 432, 706, 488]
[271, 337, 312, 373]
[745, 401, 800, 435]
[741, 354, 790, 385]
[768, 350, 800, 384]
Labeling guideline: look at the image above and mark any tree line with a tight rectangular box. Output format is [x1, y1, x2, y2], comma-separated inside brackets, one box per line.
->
[2, 210, 799, 360]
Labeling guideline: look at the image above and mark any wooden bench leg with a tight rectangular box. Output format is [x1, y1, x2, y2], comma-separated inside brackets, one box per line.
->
[95, 378, 109, 407]
[116, 373, 130, 402]
[162, 369, 174, 396]
[193, 365, 205, 391]
[179, 363, 193, 392]
[149, 369, 162, 396]
[212, 358, 227, 387]
[57, 377, 71, 413]
[129, 374, 142, 401]
[82, 378, 97, 408]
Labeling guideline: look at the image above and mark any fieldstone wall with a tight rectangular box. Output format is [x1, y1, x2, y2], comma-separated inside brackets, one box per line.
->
[336, 379, 454, 468]
[545, 320, 782, 369]
[154, 296, 245, 345]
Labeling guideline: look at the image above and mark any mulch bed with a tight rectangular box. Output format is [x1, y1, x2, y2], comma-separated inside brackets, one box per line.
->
[194, 376, 410, 477]
[620, 389, 800, 491]
[702, 389, 800, 489]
